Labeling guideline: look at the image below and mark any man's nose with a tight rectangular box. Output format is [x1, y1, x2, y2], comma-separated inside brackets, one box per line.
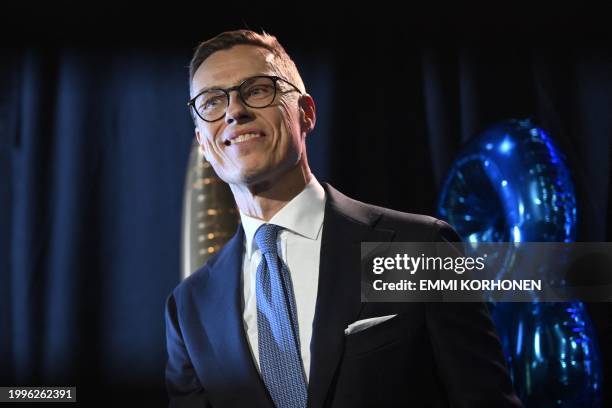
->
[225, 90, 253, 124]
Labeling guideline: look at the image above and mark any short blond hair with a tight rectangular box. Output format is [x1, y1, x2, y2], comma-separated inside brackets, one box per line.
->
[189, 29, 305, 96]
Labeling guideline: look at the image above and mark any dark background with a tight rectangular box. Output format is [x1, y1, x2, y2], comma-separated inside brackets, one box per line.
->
[1, 5, 611, 406]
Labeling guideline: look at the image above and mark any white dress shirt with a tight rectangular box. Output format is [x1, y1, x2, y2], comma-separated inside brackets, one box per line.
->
[239, 176, 326, 383]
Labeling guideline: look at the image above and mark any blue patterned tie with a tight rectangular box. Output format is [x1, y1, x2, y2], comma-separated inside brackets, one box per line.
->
[255, 223, 307, 408]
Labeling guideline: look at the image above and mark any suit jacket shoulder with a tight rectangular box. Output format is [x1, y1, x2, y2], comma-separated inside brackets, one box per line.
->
[323, 183, 459, 243]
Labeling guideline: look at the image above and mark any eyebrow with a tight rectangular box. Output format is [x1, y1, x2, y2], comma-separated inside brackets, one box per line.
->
[193, 73, 270, 97]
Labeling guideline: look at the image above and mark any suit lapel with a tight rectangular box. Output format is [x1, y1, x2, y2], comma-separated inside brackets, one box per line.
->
[193, 225, 275, 407]
[191, 183, 394, 407]
[307, 184, 395, 408]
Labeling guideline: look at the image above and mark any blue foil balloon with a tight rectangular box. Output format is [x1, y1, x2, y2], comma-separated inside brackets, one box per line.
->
[437, 119, 602, 407]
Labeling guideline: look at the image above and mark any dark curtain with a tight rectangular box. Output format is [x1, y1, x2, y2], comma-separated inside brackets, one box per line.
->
[0, 46, 196, 404]
[1, 13, 611, 406]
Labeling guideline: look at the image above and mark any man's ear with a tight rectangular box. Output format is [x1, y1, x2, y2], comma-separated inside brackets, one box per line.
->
[298, 94, 316, 134]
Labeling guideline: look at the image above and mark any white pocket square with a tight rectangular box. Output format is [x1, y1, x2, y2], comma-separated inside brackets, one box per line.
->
[344, 314, 398, 335]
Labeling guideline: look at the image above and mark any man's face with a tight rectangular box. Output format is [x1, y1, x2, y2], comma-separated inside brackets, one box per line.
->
[192, 45, 311, 188]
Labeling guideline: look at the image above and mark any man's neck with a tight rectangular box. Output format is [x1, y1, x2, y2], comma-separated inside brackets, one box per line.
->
[230, 164, 313, 221]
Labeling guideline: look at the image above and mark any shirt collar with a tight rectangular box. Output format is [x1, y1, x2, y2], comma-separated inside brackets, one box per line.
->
[240, 176, 326, 259]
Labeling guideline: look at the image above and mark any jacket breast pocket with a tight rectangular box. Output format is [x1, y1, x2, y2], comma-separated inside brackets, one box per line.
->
[343, 313, 413, 357]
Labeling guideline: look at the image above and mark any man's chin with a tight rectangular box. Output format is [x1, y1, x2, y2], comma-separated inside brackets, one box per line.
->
[225, 163, 299, 194]
[225, 169, 271, 190]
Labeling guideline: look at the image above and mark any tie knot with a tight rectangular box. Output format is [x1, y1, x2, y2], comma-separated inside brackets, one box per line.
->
[254, 223, 283, 255]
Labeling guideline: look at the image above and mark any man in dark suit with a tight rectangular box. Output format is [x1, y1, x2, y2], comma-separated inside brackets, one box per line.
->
[165, 29, 523, 407]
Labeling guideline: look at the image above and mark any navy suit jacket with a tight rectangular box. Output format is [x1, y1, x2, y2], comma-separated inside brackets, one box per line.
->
[165, 183, 523, 407]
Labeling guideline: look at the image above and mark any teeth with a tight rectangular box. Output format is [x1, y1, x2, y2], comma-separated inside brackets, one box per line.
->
[231, 133, 262, 144]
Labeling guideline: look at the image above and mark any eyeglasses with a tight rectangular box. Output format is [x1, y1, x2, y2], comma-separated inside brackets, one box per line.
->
[188, 75, 303, 122]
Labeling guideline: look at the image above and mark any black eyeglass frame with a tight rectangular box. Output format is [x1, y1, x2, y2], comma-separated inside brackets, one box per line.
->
[187, 75, 303, 122]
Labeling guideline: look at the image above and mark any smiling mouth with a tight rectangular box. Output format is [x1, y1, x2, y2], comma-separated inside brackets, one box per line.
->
[224, 132, 265, 146]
